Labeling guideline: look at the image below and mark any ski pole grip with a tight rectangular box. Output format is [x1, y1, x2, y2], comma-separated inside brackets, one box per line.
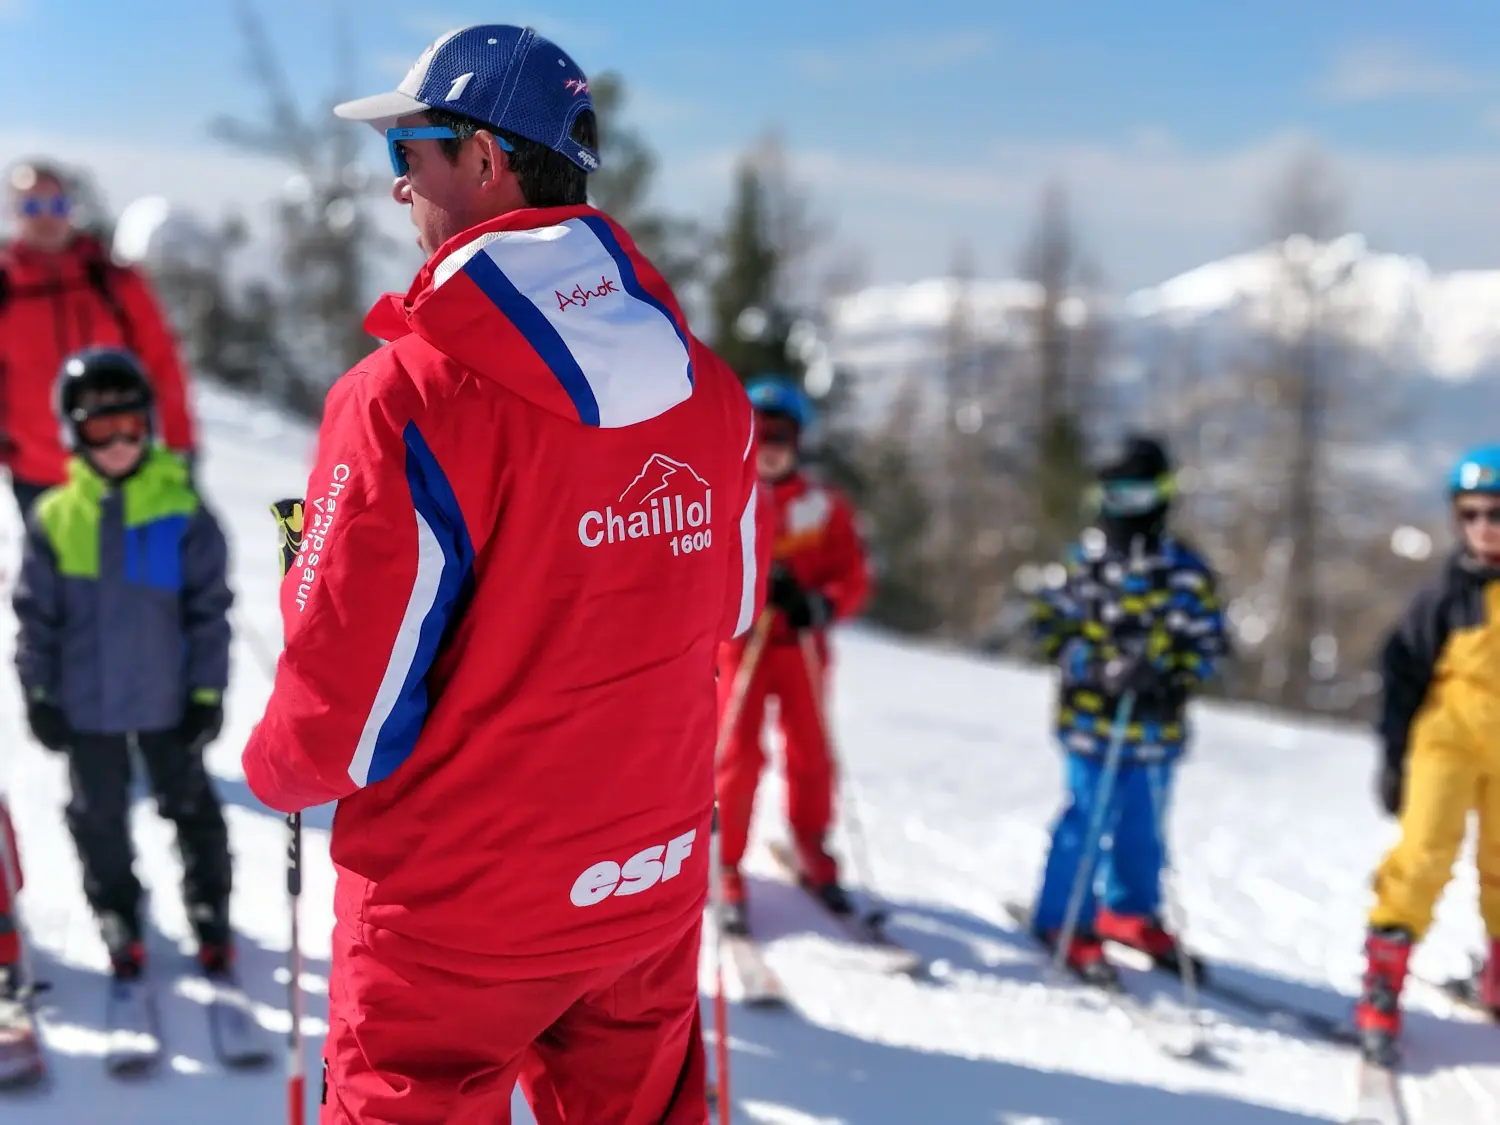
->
[287, 812, 302, 897]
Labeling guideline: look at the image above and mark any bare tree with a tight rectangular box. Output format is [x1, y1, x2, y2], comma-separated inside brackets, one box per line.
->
[212, 0, 390, 414]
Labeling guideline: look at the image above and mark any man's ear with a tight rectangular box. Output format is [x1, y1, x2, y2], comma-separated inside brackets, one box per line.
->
[474, 132, 512, 187]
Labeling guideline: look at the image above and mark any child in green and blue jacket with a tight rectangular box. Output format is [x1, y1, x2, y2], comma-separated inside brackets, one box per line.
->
[12, 348, 234, 984]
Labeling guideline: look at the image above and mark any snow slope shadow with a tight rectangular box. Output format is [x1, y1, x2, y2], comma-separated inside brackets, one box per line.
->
[718, 981, 1341, 1125]
[12, 917, 330, 1125]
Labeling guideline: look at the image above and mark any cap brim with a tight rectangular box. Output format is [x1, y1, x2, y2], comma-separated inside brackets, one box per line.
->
[333, 90, 432, 130]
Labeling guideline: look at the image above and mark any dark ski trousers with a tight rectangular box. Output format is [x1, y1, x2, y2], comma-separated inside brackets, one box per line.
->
[64, 730, 232, 950]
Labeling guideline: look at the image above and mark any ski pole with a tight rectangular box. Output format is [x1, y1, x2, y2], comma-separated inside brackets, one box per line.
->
[1052, 691, 1136, 977]
[714, 611, 774, 767]
[286, 811, 305, 1125]
[1146, 760, 1205, 1052]
[706, 802, 731, 1125]
[796, 630, 888, 934]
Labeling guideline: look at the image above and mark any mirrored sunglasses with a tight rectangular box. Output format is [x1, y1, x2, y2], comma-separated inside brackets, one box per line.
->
[18, 195, 70, 218]
[384, 126, 513, 177]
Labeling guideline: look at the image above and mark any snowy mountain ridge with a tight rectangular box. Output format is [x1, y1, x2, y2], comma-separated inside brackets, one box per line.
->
[827, 234, 1500, 384]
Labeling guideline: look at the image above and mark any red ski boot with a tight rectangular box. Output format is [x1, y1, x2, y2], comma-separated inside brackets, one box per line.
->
[1040, 929, 1118, 987]
[1354, 926, 1412, 1064]
[1477, 938, 1500, 1019]
[1095, 908, 1206, 980]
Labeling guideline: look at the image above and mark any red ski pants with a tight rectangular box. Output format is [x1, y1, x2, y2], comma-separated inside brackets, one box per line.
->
[716, 638, 839, 886]
[320, 918, 707, 1125]
[0, 802, 21, 965]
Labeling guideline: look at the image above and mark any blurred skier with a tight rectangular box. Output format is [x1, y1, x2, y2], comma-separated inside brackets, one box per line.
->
[242, 23, 765, 1125]
[0, 802, 22, 998]
[715, 374, 871, 935]
[12, 350, 233, 986]
[1356, 444, 1500, 1061]
[0, 159, 197, 516]
[1027, 435, 1225, 982]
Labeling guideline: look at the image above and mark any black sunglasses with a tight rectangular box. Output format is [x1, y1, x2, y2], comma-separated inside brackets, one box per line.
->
[1457, 505, 1500, 526]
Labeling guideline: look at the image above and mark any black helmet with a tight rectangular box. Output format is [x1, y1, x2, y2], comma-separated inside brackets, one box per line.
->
[1095, 433, 1171, 482]
[55, 348, 155, 450]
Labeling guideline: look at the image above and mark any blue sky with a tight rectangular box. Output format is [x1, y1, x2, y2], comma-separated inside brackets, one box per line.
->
[3, 0, 1500, 288]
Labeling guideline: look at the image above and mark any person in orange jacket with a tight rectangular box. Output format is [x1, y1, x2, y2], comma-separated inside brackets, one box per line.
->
[715, 373, 872, 935]
[0, 159, 197, 514]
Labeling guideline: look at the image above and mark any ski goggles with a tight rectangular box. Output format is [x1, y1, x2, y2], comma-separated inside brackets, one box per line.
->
[74, 409, 149, 448]
[17, 194, 69, 218]
[1093, 475, 1174, 517]
[385, 126, 512, 177]
[755, 413, 800, 447]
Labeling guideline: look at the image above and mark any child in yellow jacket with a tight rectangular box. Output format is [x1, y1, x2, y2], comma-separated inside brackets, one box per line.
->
[1356, 444, 1500, 1064]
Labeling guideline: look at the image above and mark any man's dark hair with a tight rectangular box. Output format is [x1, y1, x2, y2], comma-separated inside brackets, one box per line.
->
[424, 108, 596, 208]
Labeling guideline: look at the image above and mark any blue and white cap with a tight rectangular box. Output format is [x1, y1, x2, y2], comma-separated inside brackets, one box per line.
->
[334, 24, 601, 172]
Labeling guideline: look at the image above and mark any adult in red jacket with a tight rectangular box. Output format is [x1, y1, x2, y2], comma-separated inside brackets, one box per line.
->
[241, 24, 768, 1125]
[715, 374, 871, 934]
[0, 160, 196, 512]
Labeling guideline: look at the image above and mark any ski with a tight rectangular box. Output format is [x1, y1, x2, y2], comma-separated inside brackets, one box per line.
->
[204, 980, 274, 1069]
[0, 993, 45, 1090]
[1412, 971, 1497, 1022]
[1123, 952, 1362, 1047]
[1347, 1054, 1409, 1125]
[720, 933, 788, 1010]
[104, 976, 163, 1078]
[1001, 902, 1208, 1062]
[764, 840, 926, 979]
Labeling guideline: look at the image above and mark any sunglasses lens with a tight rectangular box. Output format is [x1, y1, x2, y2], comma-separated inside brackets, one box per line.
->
[19, 196, 68, 217]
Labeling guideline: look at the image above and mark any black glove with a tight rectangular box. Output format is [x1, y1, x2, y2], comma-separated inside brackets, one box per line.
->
[179, 691, 225, 753]
[1100, 651, 1165, 697]
[768, 564, 832, 632]
[26, 691, 71, 752]
[1378, 759, 1404, 817]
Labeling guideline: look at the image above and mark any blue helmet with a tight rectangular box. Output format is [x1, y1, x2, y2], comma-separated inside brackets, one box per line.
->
[745, 374, 815, 431]
[1449, 444, 1500, 496]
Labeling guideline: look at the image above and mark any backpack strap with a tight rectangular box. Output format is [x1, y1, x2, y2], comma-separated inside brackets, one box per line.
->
[82, 254, 136, 355]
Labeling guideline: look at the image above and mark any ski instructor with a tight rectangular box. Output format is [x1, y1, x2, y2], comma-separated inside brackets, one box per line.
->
[242, 24, 767, 1125]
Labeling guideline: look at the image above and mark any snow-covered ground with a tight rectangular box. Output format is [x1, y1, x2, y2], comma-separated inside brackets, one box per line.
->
[3, 383, 1499, 1124]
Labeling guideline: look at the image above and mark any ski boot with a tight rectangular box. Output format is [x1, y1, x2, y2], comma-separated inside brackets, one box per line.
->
[1039, 928, 1118, 987]
[807, 879, 854, 918]
[1477, 938, 1500, 1019]
[1354, 926, 1412, 1065]
[1095, 908, 1206, 980]
[192, 903, 236, 980]
[718, 868, 749, 937]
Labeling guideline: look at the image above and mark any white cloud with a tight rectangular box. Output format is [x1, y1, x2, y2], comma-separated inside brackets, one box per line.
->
[787, 30, 997, 81]
[1317, 39, 1481, 103]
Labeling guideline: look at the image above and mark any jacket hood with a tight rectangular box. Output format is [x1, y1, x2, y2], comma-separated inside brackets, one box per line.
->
[364, 206, 696, 429]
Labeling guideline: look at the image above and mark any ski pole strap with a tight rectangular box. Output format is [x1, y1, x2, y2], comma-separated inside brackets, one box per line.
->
[270, 498, 305, 578]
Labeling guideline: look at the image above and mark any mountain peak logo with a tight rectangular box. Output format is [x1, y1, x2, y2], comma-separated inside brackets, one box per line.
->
[619, 454, 710, 506]
[579, 454, 715, 557]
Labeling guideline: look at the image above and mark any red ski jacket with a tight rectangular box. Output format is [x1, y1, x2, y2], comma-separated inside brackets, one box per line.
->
[243, 206, 769, 977]
[747, 470, 871, 649]
[0, 237, 196, 486]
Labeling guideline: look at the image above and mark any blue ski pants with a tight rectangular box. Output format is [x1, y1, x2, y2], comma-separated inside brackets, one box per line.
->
[1031, 753, 1175, 936]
